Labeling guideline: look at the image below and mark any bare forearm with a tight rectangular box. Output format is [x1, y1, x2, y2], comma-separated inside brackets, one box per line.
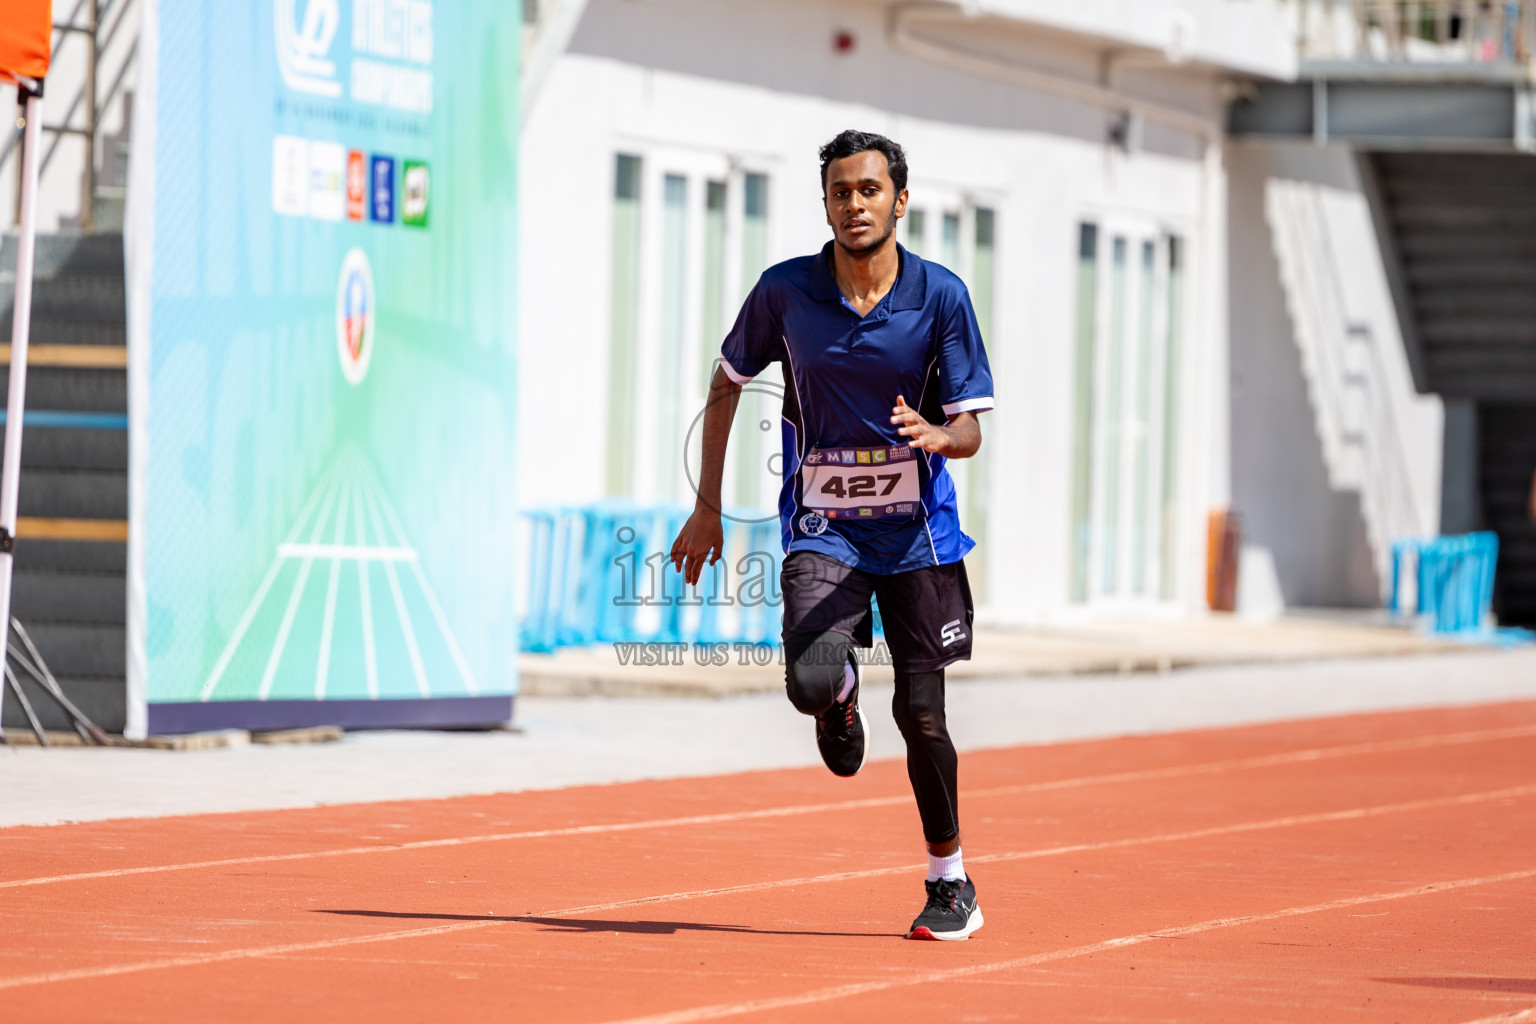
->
[695, 365, 742, 513]
[939, 413, 982, 459]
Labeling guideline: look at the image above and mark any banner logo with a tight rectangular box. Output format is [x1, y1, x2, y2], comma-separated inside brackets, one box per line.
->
[402, 161, 430, 226]
[275, 0, 342, 98]
[346, 150, 367, 220]
[370, 155, 396, 223]
[336, 248, 376, 385]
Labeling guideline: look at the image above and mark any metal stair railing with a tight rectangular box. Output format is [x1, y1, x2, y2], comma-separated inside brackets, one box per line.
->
[3, 0, 138, 233]
[1294, 0, 1536, 65]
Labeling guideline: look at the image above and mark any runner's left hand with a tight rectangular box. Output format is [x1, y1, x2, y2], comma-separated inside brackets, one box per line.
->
[891, 395, 951, 454]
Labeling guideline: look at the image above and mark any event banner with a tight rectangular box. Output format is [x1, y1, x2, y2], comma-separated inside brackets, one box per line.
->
[125, 0, 520, 736]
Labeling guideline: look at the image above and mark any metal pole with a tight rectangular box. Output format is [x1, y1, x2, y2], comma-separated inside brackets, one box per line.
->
[81, 0, 98, 233]
[0, 82, 44, 712]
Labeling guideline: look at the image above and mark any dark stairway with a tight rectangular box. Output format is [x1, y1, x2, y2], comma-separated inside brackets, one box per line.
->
[1479, 404, 1536, 626]
[1367, 153, 1536, 626]
[0, 232, 128, 733]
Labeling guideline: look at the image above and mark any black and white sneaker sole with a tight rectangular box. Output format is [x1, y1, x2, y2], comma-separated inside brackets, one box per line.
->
[907, 905, 984, 941]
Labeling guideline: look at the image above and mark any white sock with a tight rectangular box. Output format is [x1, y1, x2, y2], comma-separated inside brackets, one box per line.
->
[927, 848, 965, 882]
[835, 659, 856, 703]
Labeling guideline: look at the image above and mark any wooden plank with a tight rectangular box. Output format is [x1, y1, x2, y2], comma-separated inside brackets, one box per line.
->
[15, 517, 129, 542]
[0, 344, 128, 369]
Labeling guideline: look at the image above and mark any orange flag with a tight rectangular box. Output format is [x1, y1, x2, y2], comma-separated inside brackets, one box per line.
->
[0, 0, 52, 84]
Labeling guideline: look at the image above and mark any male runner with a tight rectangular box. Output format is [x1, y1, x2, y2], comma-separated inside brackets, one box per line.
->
[670, 130, 993, 941]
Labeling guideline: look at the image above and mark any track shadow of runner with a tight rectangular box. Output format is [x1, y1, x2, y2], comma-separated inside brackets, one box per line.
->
[318, 909, 882, 937]
[1377, 977, 1536, 994]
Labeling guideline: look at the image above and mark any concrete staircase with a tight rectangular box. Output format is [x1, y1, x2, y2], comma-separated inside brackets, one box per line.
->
[1365, 152, 1536, 627]
[0, 232, 128, 732]
[1479, 404, 1536, 626]
[1367, 152, 1536, 402]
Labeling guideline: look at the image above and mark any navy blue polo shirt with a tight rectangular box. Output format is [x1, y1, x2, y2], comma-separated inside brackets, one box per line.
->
[720, 241, 994, 574]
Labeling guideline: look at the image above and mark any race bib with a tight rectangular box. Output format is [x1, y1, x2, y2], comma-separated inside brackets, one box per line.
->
[800, 445, 922, 521]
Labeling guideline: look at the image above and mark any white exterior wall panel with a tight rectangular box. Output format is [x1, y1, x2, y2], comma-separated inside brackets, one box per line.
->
[519, 0, 1435, 622]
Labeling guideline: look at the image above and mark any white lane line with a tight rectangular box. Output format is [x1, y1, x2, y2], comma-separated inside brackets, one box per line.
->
[1, 856, 1532, 997]
[4, 724, 1535, 892]
[1460, 1008, 1536, 1024]
[601, 867, 1536, 1024]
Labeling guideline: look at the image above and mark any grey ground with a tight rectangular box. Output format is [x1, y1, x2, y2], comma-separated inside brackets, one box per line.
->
[3, 647, 1535, 828]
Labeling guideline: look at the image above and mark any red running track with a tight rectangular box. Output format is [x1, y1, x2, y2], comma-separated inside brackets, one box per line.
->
[3, 700, 1536, 1022]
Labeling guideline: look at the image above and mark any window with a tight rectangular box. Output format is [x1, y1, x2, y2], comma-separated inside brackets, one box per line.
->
[606, 154, 642, 496]
[1069, 223, 1099, 603]
[941, 212, 961, 271]
[602, 152, 778, 510]
[735, 172, 772, 510]
[1159, 238, 1184, 599]
[963, 207, 996, 601]
[905, 208, 927, 254]
[701, 180, 728, 388]
[1069, 221, 1187, 605]
[657, 174, 688, 501]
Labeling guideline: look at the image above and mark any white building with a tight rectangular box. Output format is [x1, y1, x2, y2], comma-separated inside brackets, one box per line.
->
[517, 0, 1444, 624]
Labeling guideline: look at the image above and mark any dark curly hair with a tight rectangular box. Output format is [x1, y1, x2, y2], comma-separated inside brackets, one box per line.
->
[818, 130, 908, 196]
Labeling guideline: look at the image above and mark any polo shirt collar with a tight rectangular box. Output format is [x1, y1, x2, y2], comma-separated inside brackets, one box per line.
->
[810, 241, 928, 312]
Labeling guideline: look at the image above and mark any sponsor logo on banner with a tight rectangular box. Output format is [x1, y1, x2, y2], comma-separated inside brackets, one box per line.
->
[370, 156, 396, 222]
[858, 507, 873, 517]
[402, 161, 430, 226]
[346, 150, 367, 220]
[272, 135, 309, 217]
[798, 512, 828, 536]
[336, 248, 376, 385]
[275, 0, 343, 97]
[308, 140, 346, 221]
[351, 0, 436, 113]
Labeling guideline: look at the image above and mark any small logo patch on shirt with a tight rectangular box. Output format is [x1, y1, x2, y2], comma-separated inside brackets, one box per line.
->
[798, 512, 829, 536]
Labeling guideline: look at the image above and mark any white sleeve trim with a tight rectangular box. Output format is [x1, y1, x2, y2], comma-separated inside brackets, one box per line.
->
[719, 358, 756, 385]
[942, 396, 994, 415]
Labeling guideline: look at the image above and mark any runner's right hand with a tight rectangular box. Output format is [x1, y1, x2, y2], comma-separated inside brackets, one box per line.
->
[670, 509, 724, 587]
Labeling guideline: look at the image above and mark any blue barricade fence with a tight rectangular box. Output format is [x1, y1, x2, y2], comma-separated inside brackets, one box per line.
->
[519, 504, 787, 654]
[1389, 532, 1499, 634]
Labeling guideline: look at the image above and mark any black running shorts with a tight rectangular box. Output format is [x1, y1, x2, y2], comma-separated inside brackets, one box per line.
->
[780, 550, 974, 673]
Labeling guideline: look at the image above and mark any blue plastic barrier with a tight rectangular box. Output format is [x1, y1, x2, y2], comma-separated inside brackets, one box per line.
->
[519, 504, 787, 653]
[1388, 532, 1531, 643]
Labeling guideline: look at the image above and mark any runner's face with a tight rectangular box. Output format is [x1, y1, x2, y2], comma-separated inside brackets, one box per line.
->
[823, 151, 907, 254]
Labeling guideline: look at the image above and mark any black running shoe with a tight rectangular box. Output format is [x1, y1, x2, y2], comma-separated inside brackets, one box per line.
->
[907, 876, 983, 941]
[814, 656, 867, 777]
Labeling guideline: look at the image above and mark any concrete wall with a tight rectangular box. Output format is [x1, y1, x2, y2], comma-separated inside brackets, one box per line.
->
[1226, 141, 1443, 613]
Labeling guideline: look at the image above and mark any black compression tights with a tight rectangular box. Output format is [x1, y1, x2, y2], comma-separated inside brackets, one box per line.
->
[785, 636, 959, 846]
[891, 669, 959, 846]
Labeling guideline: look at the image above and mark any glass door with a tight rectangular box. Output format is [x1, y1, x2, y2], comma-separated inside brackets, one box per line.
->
[1070, 220, 1186, 607]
